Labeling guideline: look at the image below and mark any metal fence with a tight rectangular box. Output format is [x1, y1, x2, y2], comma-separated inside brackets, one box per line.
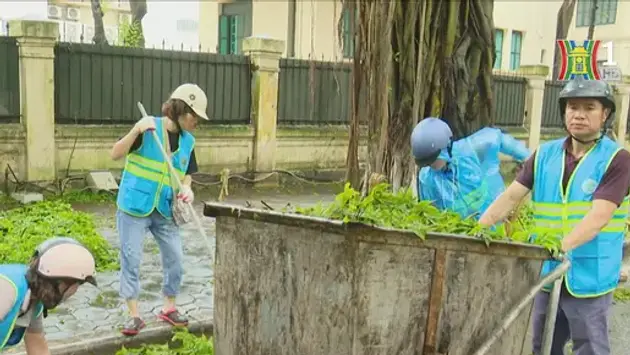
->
[54, 43, 251, 124]
[542, 81, 564, 128]
[0, 37, 20, 123]
[277, 58, 352, 125]
[493, 75, 527, 127]
[277, 60, 529, 127]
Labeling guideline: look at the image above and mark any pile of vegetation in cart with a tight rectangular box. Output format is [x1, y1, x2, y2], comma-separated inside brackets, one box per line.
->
[116, 330, 213, 355]
[293, 183, 560, 252]
[0, 200, 118, 271]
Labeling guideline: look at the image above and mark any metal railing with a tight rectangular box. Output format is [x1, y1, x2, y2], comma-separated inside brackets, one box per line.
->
[54, 43, 252, 124]
[0, 36, 20, 124]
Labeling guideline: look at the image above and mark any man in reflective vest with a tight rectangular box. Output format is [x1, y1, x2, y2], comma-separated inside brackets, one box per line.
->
[480, 79, 630, 355]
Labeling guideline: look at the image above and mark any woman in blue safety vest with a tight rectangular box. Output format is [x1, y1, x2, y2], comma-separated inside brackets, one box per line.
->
[110, 83, 209, 336]
[410, 117, 530, 220]
[0, 238, 97, 353]
[480, 79, 630, 355]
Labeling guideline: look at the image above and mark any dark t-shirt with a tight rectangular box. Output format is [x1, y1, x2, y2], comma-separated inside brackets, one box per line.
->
[516, 138, 630, 206]
[127, 132, 198, 175]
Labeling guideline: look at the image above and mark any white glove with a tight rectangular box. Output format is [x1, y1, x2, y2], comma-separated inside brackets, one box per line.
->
[177, 185, 194, 204]
[134, 116, 156, 134]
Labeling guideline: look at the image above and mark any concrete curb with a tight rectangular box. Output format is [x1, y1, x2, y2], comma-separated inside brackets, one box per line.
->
[11, 319, 213, 355]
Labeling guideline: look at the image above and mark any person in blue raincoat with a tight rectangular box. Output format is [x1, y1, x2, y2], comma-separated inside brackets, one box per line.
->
[467, 127, 531, 201]
[410, 117, 530, 220]
[0, 238, 97, 354]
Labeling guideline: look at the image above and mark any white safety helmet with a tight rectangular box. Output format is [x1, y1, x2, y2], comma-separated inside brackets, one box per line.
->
[169, 83, 210, 121]
[33, 237, 97, 286]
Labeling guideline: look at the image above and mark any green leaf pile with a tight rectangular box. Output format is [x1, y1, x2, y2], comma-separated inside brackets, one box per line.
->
[293, 183, 560, 251]
[0, 200, 118, 271]
[116, 330, 213, 355]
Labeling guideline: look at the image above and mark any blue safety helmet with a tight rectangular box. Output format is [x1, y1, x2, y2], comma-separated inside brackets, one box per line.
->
[410, 117, 453, 167]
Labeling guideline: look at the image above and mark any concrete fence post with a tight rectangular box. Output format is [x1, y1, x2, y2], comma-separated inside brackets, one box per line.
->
[243, 36, 285, 181]
[518, 65, 549, 151]
[613, 76, 630, 146]
[9, 20, 58, 181]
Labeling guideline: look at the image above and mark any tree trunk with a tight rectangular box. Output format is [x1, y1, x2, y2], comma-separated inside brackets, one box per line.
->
[343, 1, 361, 188]
[552, 0, 577, 80]
[129, 0, 148, 47]
[342, 0, 496, 191]
[587, 0, 598, 40]
[91, 0, 108, 45]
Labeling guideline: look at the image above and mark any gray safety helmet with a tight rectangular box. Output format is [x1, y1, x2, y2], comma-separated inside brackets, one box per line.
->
[558, 79, 616, 117]
[410, 117, 453, 166]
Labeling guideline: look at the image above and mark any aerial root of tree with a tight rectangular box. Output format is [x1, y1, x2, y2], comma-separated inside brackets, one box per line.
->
[342, 0, 496, 191]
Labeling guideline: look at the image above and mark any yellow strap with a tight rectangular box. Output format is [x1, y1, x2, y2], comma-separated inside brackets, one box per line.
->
[533, 201, 629, 217]
[127, 154, 185, 180]
[533, 218, 627, 233]
[124, 164, 174, 187]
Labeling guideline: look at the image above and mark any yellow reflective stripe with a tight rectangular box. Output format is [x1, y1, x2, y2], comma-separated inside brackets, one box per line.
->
[534, 218, 627, 233]
[127, 154, 186, 180]
[125, 164, 175, 187]
[535, 212, 628, 219]
[533, 201, 630, 217]
[128, 153, 164, 171]
[533, 200, 630, 210]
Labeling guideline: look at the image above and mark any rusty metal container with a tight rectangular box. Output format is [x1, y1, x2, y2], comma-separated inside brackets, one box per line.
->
[203, 202, 549, 355]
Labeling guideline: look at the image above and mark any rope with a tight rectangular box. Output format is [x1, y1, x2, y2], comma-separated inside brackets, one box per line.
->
[191, 169, 345, 201]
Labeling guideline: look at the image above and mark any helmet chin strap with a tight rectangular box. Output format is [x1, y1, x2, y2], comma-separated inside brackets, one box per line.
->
[443, 140, 454, 171]
[567, 131, 602, 145]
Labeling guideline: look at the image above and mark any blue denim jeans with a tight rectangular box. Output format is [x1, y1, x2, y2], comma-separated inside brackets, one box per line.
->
[116, 209, 183, 300]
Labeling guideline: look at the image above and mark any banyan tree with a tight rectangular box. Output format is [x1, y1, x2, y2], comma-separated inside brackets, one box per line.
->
[341, 0, 497, 192]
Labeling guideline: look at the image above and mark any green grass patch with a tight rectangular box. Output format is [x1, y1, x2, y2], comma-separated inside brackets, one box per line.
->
[613, 287, 630, 302]
[0, 200, 119, 271]
[116, 329, 213, 355]
[49, 189, 116, 204]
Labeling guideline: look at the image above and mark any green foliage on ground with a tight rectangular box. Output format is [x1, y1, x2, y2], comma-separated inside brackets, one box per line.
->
[49, 190, 116, 204]
[0, 200, 118, 271]
[614, 287, 630, 302]
[116, 330, 213, 355]
[294, 183, 560, 252]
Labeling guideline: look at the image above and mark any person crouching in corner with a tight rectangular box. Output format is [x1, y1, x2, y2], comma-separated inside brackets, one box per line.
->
[110, 84, 209, 336]
[0, 238, 97, 354]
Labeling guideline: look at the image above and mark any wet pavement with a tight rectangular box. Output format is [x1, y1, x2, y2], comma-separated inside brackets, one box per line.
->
[5, 185, 630, 353]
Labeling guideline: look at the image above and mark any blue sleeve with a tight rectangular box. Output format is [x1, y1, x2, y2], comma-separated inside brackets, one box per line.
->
[465, 128, 497, 164]
[467, 138, 492, 161]
[418, 169, 431, 202]
[498, 131, 530, 162]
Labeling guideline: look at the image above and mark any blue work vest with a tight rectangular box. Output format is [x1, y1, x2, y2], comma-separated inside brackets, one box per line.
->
[0, 264, 44, 350]
[117, 117, 195, 219]
[532, 136, 629, 297]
